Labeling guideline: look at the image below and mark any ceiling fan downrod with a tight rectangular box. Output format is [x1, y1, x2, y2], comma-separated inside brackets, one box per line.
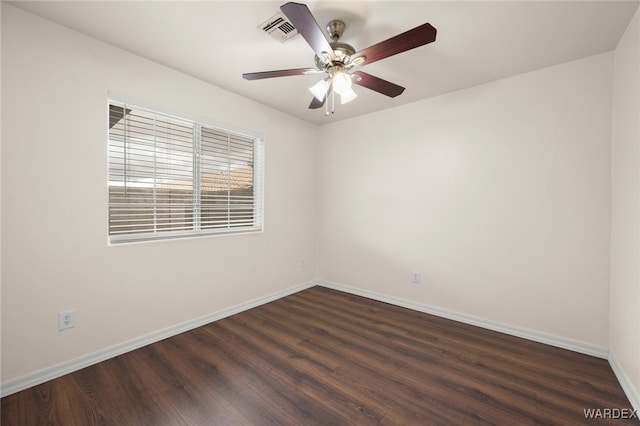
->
[326, 19, 345, 41]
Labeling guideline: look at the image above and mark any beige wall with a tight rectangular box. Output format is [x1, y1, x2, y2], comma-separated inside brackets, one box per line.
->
[316, 52, 613, 348]
[611, 6, 640, 408]
[1, 4, 317, 382]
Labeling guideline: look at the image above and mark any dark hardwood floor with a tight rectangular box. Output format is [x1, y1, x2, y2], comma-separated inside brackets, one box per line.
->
[2, 286, 638, 425]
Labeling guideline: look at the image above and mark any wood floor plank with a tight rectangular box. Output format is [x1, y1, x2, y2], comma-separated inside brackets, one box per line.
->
[1, 379, 75, 426]
[142, 336, 244, 425]
[239, 302, 415, 423]
[2, 286, 637, 425]
[214, 316, 383, 424]
[61, 361, 188, 426]
[189, 321, 349, 425]
[257, 293, 493, 423]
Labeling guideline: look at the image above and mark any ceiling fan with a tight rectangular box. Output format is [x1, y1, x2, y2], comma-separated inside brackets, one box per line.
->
[242, 2, 437, 115]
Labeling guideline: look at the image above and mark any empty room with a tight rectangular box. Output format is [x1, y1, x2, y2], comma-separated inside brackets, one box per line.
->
[1, 0, 639, 424]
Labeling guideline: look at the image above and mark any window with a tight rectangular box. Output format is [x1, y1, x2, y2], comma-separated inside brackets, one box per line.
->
[108, 98, 263, 243]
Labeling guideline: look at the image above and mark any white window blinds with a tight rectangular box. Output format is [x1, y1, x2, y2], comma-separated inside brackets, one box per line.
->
[108, 100, 263, 243]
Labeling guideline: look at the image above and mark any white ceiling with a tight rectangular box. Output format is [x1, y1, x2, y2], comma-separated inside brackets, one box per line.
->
[9, 0, 639, 125]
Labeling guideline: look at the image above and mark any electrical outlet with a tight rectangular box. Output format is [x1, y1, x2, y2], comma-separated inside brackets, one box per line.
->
[300, 259, 306, 269]
[411, 272, 421, 284]
[58, 309, 75, 331]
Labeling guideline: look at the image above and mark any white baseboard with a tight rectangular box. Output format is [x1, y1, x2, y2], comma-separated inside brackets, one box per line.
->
[318, 280, 610, 359]
[609, 351, 640, 411]
[0, 280, 317, 398]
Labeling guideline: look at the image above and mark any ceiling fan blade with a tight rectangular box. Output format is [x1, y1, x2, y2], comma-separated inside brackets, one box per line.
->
[309, 96, 325, 109]
[243, 68, 319, 80]
[352, 71, 405, 98]
[281, 2, 333, 59]
[352, 23, 437, 67]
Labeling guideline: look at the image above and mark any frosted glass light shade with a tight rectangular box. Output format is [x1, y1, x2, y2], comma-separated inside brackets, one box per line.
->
[309, 78, 330, 101]
[332, 71, 352, 95]
[340, 87, 358, 104]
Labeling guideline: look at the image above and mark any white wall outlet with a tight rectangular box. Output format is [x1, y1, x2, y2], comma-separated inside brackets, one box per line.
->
[300, 259, 306, 268]
[411, 272, 421, 284]
[58, 309, 75, 331]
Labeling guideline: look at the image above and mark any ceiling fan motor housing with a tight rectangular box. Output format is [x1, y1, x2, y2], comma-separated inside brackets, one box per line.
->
[314, 20, 357, 71]
[315, 42, 356, 69]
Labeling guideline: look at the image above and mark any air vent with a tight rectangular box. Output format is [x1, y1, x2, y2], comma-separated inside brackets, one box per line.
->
[259, 11, 298, 42]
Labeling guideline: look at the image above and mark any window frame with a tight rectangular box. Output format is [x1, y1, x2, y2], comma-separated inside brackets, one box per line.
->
[107, 94, 264, 244]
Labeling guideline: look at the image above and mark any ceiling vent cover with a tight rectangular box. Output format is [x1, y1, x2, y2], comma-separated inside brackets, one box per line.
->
[259, 11, 298, 42]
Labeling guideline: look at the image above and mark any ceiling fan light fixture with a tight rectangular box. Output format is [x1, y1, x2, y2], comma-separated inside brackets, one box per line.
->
[340, 87, 358, 104]
[309, 78, 330, 101]
[332, 70, 352, 95]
